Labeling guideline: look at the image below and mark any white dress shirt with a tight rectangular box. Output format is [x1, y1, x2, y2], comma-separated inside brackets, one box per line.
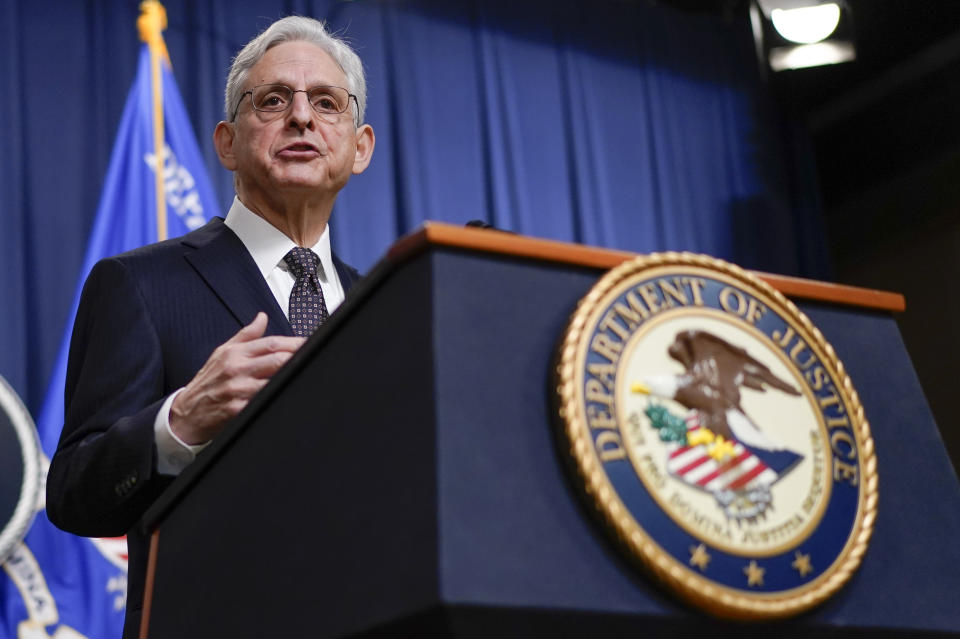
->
[154, 197, 345, 475]
[223, 197, 346, 315]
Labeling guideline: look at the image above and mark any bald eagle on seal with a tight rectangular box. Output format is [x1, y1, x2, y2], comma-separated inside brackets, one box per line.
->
[634, 330, 801, 451]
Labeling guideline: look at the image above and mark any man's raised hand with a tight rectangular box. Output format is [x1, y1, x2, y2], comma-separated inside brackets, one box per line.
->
[169, 312, 305, 445]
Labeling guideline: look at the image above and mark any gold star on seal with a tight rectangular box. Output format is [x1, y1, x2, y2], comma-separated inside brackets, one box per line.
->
[689, 544, 711, 571]
[744, 560, 765, 587]
[792, 551, 813, 577]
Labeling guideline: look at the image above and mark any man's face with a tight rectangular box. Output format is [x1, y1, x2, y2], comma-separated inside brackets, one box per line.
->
[215, 41, 374, 208]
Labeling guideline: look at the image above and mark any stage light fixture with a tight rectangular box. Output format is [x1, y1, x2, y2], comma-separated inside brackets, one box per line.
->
[771, 3, 840, 44]
[752, 0, 855, 71]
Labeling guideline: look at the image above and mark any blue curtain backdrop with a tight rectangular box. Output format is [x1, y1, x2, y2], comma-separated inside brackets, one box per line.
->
[0, 0, 827, 430]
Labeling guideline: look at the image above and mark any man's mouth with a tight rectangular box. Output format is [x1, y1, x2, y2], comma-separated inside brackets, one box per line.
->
[278, 142, 321, 157]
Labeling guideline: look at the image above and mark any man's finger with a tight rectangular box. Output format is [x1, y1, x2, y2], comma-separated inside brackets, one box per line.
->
[227, 311, 269, 344]
[240, 335, 306, 357]
[240, 350, 298, 379]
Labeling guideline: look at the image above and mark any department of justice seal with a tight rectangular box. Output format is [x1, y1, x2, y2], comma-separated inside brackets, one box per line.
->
[0, 376, 42, 566]
[554, 253, 877, 619]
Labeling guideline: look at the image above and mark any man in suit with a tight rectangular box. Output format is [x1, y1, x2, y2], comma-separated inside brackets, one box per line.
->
[46, 16, 375, 638]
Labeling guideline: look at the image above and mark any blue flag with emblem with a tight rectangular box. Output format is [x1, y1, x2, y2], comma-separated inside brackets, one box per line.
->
[0, 4, 220, 636]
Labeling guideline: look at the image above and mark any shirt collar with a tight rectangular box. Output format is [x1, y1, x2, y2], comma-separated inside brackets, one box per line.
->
[223, 197, 336, 282]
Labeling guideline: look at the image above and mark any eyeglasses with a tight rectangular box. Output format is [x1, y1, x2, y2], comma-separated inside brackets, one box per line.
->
[232, 84, 358, 125]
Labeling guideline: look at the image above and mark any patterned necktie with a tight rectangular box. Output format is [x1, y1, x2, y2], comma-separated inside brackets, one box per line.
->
[283, 247, 329, 337]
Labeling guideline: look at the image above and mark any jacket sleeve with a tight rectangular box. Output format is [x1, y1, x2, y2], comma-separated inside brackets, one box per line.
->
[46, 257, 175, 537]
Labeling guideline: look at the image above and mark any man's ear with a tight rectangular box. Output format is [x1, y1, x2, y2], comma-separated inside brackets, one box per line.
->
[351, 124, 376, 175]
[213, 121, 238, 171]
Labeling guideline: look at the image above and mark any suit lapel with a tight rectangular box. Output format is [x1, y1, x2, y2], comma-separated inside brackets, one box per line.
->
[182, 219, 293, 337]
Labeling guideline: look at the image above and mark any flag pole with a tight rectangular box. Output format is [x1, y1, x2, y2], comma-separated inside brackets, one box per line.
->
[137, 1, 170, 242]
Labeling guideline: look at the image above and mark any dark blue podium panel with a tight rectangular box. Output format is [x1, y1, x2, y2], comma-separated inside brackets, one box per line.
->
[428, 249, 960, 634]
[145, 247, 960, 638]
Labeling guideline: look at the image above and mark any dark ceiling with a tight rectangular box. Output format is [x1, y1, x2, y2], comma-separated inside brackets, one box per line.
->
[660, 0, 960, 112]
[771, 0, 960, 109]
[769, 0, 960, 205]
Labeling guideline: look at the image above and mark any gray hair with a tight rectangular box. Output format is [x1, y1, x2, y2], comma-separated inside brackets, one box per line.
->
[224, 16, 367, 125]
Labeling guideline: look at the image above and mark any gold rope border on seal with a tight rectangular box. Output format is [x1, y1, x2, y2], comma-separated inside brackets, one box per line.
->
[555, 251, 878, 620]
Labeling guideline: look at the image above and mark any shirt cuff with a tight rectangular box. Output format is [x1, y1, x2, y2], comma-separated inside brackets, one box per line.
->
[154, 388, 211, 476]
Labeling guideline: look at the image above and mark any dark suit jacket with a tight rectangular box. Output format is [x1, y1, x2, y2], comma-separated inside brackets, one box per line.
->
[45, 217, 359, 639]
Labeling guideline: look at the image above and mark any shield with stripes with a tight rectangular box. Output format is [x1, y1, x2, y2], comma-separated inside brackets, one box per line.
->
[655, 407, 803, 520]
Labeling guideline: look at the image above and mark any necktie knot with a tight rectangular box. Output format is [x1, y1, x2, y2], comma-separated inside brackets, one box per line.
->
[283, 247, 329, 337]
[283, 247, 320, 280]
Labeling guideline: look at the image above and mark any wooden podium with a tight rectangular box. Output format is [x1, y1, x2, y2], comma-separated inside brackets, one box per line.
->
[139, 224, 960, 638]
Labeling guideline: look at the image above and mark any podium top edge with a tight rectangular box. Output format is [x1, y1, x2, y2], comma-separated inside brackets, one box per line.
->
[387, 222, 905, 313]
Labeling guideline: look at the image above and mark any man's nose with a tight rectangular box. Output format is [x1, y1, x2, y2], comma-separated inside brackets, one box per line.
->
[286, 91, 315, 130]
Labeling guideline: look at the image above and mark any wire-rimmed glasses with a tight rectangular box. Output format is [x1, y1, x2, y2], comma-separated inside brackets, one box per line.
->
[232, 84, 358, 125]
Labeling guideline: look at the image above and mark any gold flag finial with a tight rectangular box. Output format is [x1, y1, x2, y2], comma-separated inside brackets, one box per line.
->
[138, 0, 170, 240]
[137, 1, 170, 65]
